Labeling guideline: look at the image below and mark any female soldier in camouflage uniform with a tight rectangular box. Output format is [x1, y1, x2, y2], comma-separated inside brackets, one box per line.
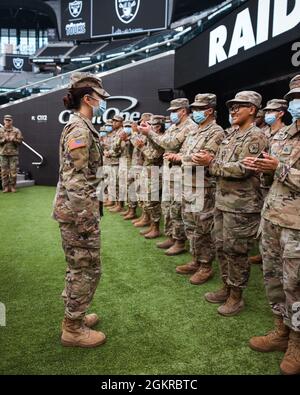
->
[53, 72, 109, 348]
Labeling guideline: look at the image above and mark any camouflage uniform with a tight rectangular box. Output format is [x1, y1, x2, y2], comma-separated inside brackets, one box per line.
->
[53, 111, 104, 321]
[130, 130, 146, 205]
[261, 120, 300, 332]
[106, 115, 124, 202]
[147, 99, 197, 241]
[180, 95, 225, 267]
[210, 92, 268, 290]
[0, 115, 23, 190]
[53, 72, 109, 323]
[140, 116, 165, 223]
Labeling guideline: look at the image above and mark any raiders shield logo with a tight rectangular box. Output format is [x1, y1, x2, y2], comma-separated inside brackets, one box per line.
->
[115, 0, 140, 24]
[69, 0, 82, 18]
[13, 58, 24, 70]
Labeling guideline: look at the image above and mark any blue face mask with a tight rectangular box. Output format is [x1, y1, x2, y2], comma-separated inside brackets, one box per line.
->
[105, 125, 113, 133]
[124, 127, 132, 135]
[193, 111, 207, 124]
[264, 113, 277, 126]
[99, 131, 107, 137]
[170, 112, 180, 124]
[229, 114, 233, 125]
[288, 99, 300, 121]
[165, 122, 171, 130]
[92, 98, 107, 117]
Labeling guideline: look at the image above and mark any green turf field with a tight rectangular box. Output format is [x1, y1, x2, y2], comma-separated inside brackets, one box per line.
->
[0, 186, 283, 375]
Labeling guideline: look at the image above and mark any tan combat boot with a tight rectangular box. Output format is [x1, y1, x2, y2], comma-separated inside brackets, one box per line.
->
[3, 187, 10, 193]
[165, 240, 186, 256]
[124, 208, 137, 220]
[61, 318, 106, 348]
[189, 265, 213, 285]
[10, 186, 17, 193]
[134, 213, 151, 228]
[109, 202, 124, 213]
[120, 207, 130, 216]
[249, 255, 263, 264]
[103, 200, 114, 207]
[61, 313, 100, 331]
[145, 222, 161, 239]
[176, 261, 200, 275]
[217, 287, 245, 317]
[249, 316, 289, 352]
[280, 331, 300, 375]
[140, 224, 153, 235]
[157, 238, 175, 250]
[204, 285, 230, 304]
[132, 213, 144, 224]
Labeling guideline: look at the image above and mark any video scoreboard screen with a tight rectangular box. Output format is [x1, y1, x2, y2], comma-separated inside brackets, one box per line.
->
[61, 0, 169, 41]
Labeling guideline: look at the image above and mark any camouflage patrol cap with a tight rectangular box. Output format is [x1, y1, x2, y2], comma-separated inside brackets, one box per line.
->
[69, 72, 110, 99]
[284, 75, 300, 100]
[150, 115, 165, 125]
[263, 99, 288, 111]
[226, 91, 262, 109]
[140, 113, 153, 122]
[105, 119, 113, 126]
[191, 93, 217, 108]
[112, 115, 124, 122]
[4, 114, 13, 120]
[165, 116, 171, 123]
[167, 98, 189, 111]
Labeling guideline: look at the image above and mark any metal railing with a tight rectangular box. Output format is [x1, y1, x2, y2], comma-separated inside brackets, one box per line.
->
[22, 141, 44, 167]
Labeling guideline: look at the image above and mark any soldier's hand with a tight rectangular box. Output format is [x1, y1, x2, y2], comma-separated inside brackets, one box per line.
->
[192, 151, 214, 166]
[120, 131, 128, 141]
[243, 153, 279, 172]
[136, 139, 144, 148]
[138, 122, 151, 135]
[164, 153, 180, 162]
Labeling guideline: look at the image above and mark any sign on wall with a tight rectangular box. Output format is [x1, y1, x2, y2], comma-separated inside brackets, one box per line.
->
[91, 0, 168, 38]
[175, 0, 300, 87]
[4, 55, 32, 72]
[61, 0, 91, 40]
[61, 0, 168, 40]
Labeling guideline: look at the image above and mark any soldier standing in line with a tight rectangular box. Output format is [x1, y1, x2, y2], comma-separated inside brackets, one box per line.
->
[102, 119, 114, 207]
[140, 99, 197, 256]
[131, 113, 153, 228]
[136, 115, 165, 239]
[243, 75, 300, 375]
[0, 115, 23, 193]
[255, 109, 269, 133]
[118, 120, 137, 220]
[194, 91, 268, 316]
[166, 94, 225, 285]
[52, 72, 109, 347]
[249, 99, 288, 265]
[105, 115, 124, 212]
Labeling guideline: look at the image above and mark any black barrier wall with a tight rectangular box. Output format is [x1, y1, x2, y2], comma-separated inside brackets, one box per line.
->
[0, 53, 175, 186]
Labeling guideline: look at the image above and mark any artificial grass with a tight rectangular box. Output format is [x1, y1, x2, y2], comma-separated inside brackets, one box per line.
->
[0, 186, 283, 375]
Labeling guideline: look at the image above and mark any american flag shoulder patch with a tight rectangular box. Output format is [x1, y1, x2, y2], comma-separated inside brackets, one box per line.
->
[68, 138, 87, 151]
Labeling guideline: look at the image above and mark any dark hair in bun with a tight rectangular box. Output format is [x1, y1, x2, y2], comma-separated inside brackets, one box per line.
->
[63, 87, 95, 110]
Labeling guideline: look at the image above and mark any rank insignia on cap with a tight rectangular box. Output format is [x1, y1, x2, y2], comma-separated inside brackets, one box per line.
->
[68, 138, 87, 151]
[249, 143, 259, 154]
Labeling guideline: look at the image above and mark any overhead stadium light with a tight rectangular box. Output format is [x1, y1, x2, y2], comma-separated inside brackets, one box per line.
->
[106, 52, 125, 59]
[207, 3, 233, 20]
[71, 57, 91, 62]
[32, 58, 55, 63]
